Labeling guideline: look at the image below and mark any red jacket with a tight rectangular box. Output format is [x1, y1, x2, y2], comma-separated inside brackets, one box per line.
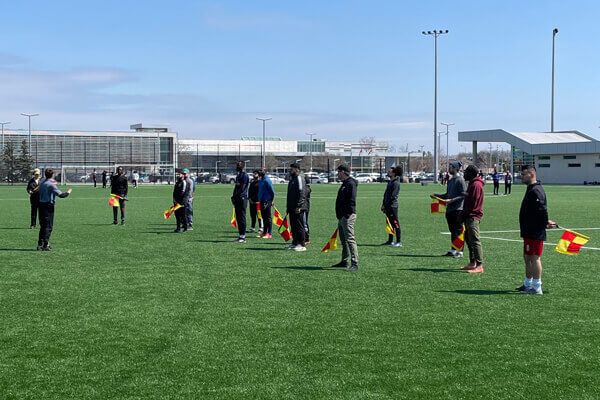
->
[461, 176, 484, 220]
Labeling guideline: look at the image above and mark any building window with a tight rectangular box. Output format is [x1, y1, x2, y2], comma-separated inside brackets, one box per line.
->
[538, 164, 551, 168]
[563, 155, 576, 160]
[568, 163, 581, 167]
[538, 156, 550, 160]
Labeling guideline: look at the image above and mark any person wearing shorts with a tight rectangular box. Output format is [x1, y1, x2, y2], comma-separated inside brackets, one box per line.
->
[518, 165, 556, 295]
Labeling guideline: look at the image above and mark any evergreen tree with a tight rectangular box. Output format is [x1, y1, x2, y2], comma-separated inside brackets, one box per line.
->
[2, 141, 16, 184]
[17, 139, 34, 182]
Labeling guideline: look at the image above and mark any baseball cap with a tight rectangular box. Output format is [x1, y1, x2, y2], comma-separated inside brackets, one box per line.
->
[183, 168, 190, 173]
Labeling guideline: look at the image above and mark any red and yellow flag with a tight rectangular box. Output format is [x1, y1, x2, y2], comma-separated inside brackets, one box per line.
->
[385, 217, 395, 235]
[109, 194, 120, 207]
[451, 225, 465, 251]
[273, 207, 284, 226]
[164, 203, 182, 219]
[278, 217, 292, 241]
[321, 228, 339, 253]
[430, 197, 446, 214]
[231, 208, 237, 228]
[257, 203, 262, 219]
[555, 229, 590, 255]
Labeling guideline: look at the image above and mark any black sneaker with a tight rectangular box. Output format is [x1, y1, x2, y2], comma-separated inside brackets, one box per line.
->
[516, 285, 527, 292]
[346, 265, 359, 272]
[121, 220, 125, 225]
[42, 246, 53, 251]
[381, 241, 393, 246]
[235, 238, 246, 243]
[331, 262, 348, 268]
[173, 229, 181, 233]
[442, 251, 455, 257]
[36, 245, 43, 251]
[182, 229, 188, 233]
[112, 221, 118, 225]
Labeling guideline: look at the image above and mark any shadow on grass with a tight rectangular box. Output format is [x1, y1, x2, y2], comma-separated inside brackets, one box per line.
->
[358, 244, 388, 247]
[143, 231, 179, 235]
[196, 239, 239, 243]
[0, 227, 29, 230]
[388, 254, 442, 258]
[436, 289, 519, 295]
[272, 265, 335, 271]
[0, 248, 38, 252]
[401, 267, 462, 273]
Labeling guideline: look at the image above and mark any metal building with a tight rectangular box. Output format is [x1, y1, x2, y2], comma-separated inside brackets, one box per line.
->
[458, 129, 600, 184]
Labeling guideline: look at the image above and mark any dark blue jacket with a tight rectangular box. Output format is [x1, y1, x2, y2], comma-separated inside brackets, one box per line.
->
[258, 175, 275, 202]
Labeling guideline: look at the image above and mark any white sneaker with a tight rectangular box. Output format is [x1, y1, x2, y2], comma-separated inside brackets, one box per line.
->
[453, 251, 464, 258]
[522, 286, 543, 295]
[293, 245, 307, 252]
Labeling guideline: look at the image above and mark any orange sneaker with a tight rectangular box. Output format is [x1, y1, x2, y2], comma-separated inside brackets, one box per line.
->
[461, 262, 476, 270]
[468, 265, 484, 274]
[262, 233, 272, 239]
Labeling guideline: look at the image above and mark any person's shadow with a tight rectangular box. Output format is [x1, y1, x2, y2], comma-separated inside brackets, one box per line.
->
[401, 267, 462, 273]
[436, 289, 519, 295]
[272, 265, 336, 271]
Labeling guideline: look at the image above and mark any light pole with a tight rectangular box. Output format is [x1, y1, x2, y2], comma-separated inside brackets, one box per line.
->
[281, 160, 288, 174]
[215, 160, 221, 174]
[244, 159, 250, 171]
[422, 29, 449, 183]
[256, 117, 272, 168]
[488, 143, 493, 172]
[441, 122, 454, 170]
[0, 121, 10, 149]
[551, 28, 558, 132]
[333, 158, 340, 171]
[21, 113, 39, 149]
[305, 132, 315, 172]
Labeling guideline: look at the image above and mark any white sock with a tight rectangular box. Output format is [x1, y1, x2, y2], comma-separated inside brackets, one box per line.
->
[524, 277, 533, 288]
[532, 278, 542, 290]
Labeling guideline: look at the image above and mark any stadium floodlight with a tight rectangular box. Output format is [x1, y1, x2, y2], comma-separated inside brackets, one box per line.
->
[305, 132, 316, 172]
[21, 113, 39, 151]
[256, 117, 272, 169]
[441, 122, 455, 171]
[551, 28, 559, 132]
[422, 28, 449, 182]
[0, 121, 10, 149]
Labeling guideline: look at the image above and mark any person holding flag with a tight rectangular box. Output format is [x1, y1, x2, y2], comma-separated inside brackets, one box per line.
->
[285, 163, 308, 251]
[381, 165, 402, 247]
[517, 165, 556, 294]
[430, 161, 467, 257]
[110, 166, 128, 225]
[231, 161, 249, 243]
[459, 165, 485, 273]
[332, 164, 359, 271]
[27, 168, 41, 229]
[172, 169, 191, 233]
[258, 168, 275, 239]
[37, 168, 72, 251]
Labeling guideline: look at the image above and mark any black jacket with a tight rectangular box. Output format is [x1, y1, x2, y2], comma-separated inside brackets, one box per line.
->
[248, 179, 259, 202]
[111, 175, 128, 197]
[27, 178, 40, 203]
[173, 177, 186, 204]
[336, 177, 358, 219]
[519, 182, 548, 240]
[382, 177, 400, 209]
[286, 174, 308, 212]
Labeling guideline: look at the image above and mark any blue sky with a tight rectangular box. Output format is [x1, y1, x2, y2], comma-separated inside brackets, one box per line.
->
[0, 0, 599, 153]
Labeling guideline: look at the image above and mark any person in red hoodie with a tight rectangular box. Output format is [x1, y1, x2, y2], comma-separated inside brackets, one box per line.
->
[460, 165, 485, 273]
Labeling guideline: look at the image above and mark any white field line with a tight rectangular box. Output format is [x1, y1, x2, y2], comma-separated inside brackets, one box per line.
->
[441, 227, 600, 234]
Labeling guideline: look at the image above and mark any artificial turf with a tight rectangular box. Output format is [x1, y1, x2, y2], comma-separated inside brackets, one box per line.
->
[0, 182, 599, 399]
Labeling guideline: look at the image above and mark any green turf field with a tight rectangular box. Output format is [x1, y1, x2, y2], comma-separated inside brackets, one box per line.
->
[1, 182, 599, 399]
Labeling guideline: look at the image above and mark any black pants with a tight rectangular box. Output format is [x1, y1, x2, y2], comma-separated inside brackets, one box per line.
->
[289, 211, 305, 246]
[30, 200, 39, 227]
[493, 182, 499, 195]
[445, 210, 463, 250]
[112, 200, 126, 222]
[38, 203, 55, 246]
[260, 201, 273, 235]
[93, 179, 97, 187]
[505, 183, 511, 195]
[234, 198, 247, 238]
[250, 201, 258, 228]
[385, 207, 401, 242]
[102, 179, 107, 188]
[175, 204, 188, 230]
[303, 211, 310, 241]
